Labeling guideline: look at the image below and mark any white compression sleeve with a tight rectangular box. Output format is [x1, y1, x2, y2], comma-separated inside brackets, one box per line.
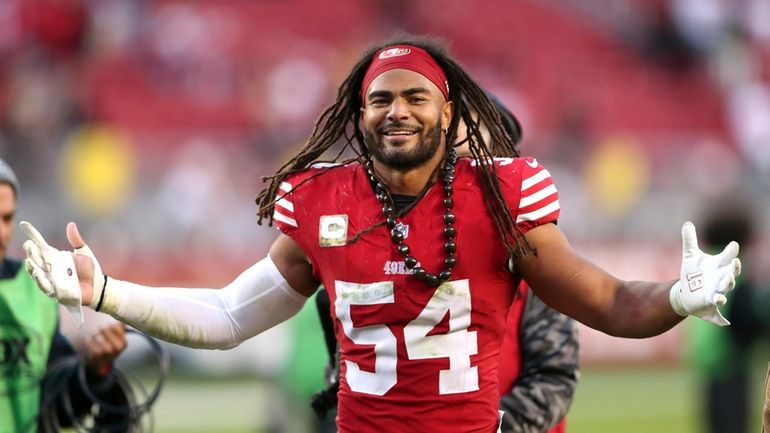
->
[97, 256, 308, 349]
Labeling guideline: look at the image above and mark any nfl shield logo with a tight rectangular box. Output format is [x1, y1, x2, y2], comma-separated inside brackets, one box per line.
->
[394, 222, 409, 239]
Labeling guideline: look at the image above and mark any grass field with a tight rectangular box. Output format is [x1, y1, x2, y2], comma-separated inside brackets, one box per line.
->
[136, 363, 765, 433]
[568, 366, 699, 433]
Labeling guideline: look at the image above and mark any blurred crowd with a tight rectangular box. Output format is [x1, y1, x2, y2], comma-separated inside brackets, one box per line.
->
[2, 0, 769, 356]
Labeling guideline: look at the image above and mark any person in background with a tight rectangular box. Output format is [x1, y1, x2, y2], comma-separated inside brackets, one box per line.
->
[0, 158, 129, 433]
[689, 199, 768, 433]
[498, 282, 577, 433]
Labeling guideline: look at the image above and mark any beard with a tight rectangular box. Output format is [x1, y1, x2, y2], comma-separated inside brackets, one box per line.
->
[364, 119, 443, 170]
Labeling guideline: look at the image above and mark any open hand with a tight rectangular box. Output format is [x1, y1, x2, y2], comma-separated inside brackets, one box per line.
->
[669, 221, 742, 326]
[20, 221, 105, 325]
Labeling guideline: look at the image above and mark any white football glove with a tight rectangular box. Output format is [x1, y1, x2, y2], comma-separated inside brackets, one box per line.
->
[669, 221, 742, 326]
[20, 221, 106, 326]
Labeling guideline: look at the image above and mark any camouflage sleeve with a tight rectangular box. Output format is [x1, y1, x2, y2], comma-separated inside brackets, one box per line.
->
[499, 291, 580, 433]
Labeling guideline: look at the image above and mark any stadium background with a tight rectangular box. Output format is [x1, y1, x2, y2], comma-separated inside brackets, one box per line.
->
[1, 0, 769, 431]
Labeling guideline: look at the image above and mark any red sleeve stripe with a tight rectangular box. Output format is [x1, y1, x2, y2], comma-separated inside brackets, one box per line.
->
[274, 181, 297, 227]
[516, 199, 560, 223]
[275, 194, 294, 212]
[276, 182, 295, 212]
[521, 169, 551, 191]
[519, 184, 557, 208]
[517, 166, 560, 224]
[274, 210, 298, 227]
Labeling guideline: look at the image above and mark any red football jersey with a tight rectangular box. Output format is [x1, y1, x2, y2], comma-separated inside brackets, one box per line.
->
[275, 156, 559, 433]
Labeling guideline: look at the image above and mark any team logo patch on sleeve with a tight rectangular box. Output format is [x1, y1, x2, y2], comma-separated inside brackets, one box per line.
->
[319, 214, 348, 247]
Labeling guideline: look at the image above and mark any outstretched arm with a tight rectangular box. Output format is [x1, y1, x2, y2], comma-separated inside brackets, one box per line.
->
[499, 291, 579, 433]
[22, 221, 319, 349]
[519, 222, 740, 338]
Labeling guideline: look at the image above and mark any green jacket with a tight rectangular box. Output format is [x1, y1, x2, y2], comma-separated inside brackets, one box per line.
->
[0, 258, 58, 433]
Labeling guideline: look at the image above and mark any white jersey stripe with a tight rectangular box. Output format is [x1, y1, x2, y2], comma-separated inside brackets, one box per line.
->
[275, 195, 294, 212]
[309, 162, 344, 169]
[274, 211, 298, 228]
[521, 169, 551, 191]
[519, 184, 558, 208]
[516, 200, 560, 223]
[279, 182, 293, 193]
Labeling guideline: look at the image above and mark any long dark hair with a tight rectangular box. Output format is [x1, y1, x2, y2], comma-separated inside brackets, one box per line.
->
[255, 34, 534, 268]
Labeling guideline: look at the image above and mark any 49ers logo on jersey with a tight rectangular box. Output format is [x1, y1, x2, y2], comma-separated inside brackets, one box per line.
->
[383, 260, 420, 275]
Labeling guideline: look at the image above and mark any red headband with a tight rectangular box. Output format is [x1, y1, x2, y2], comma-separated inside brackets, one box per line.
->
[361, 45, 449, 105]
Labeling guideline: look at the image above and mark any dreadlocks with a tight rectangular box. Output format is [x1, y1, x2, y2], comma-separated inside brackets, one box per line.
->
[255, 34, 535, 268]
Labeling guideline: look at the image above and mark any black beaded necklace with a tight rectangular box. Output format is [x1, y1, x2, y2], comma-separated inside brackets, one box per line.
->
[365, 147, 458, 286]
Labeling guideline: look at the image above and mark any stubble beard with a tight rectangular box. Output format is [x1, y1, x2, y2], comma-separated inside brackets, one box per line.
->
[364, 119, 443, 170]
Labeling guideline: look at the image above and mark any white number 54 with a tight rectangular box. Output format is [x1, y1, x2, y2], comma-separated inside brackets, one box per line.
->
[334, 279, 478, 396]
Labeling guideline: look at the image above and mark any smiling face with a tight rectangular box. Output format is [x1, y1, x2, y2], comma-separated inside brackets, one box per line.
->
[362, 69, 452, 170]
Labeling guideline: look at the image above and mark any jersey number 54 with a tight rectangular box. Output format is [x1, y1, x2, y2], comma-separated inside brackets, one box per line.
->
[334, 279, 478, 396]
